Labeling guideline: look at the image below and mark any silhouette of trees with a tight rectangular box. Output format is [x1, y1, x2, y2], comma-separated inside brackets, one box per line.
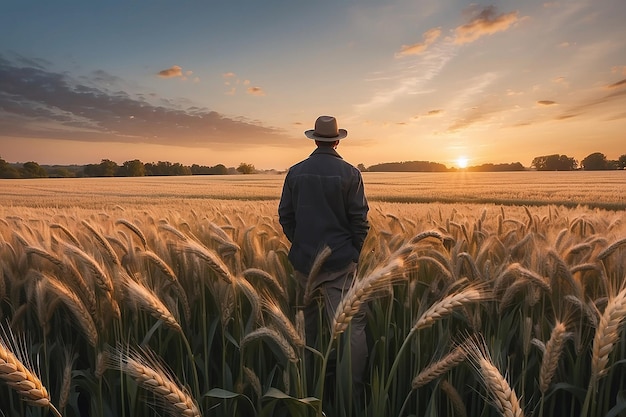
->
[122, 159, 146, 177]
[0, 156, 21, 178]
[531, 154, 577, 171]
[368, 161, 448, 172]
[581, 152, 608, 170]
[236, 162, 256, 174]
[619, 154, 626, 169]
[191, 163, 228, 175]
[21, 161, 48, 178]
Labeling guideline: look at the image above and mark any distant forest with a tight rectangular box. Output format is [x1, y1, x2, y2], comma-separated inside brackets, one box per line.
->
[1, 152, 624, 179]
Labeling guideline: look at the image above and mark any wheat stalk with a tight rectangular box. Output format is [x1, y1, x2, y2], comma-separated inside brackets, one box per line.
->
[109, 345, 201, 417]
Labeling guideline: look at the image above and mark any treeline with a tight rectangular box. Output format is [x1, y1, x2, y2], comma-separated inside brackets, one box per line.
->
[531, 152, 626, 171]
[364, 151, 625, 173]
[365, 161, 526, 172]
[1, 151, 624, 179]
[0, 157, 259, 179]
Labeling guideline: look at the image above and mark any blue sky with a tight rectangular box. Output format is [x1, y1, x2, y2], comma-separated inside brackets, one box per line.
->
[1, 0, 625, 169]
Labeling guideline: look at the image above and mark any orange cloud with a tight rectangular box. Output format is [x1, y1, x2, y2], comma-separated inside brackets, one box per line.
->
[427, 109, 443, 115]
[537, 100, 557, 105]
[607, 78, 626, 89]
[396, 28, 442, 57]
[454, 6, 519, 44]
[222, 72, 236, 78]
[158, 65, 183, 78]
[247, 86, 265, 96]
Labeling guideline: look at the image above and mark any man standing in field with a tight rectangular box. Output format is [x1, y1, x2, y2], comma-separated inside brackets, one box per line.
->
[278, 115, 370, 399]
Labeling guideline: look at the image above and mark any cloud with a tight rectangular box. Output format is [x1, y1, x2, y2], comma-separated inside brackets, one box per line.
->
[157, 65, 183, 78]
[0, 55, 288, 149]
[427, 109, 443, 116]
[537, 100, 557, 105]
[396, 28, 442, 57]
[454, 6, 520, 44]
[247, 86, 265, 96]
[607, 78, 626, 89]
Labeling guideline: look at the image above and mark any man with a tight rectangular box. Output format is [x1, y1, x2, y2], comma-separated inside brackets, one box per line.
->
[278, 115, 370, 396]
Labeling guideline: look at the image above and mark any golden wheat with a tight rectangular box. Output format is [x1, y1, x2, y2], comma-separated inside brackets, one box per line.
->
[0, 330, 61, 416]
[413, 286, 489, 331]
[590, 286, 626, 383]
[109, 345, 201, 417]
[412, 345, 467, 388]
[539, 321, 568, 394]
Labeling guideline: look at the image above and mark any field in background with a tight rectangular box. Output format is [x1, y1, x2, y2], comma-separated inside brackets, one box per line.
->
[0, 173, 625, 417]
[0, 171, 624, 210]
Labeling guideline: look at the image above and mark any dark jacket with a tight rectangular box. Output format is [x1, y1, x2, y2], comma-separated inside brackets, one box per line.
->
[278, 146, 369, 275]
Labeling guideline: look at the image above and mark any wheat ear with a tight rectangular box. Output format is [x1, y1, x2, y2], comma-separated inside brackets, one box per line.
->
[412, 345, 467, 388]
[262, 299, 304, 348]
[539, 321, 568, 394]
[413, 285, 489, 331]
[81, 220, 120, 266]
[116, 218, 148, 248]
[180, 240, 232, 283]
[590, 286, 626, 383]
[0, 329, 61, 416]
[597, 237, 626, 261]
[123, 275, 182, 333]
[465, 336, 524, 417]
[241, 326, 298, 363]
[109, 345, 201, 417]
[303, 245, 332, 305]
[440, 379, 468, 417]
[44, 274, 99, 347]
[333, 258, 405, 338]
[141, 250, 191, 321]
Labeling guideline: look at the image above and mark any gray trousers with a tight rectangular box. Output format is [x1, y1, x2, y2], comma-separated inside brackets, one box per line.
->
[296, 262, 368, 387]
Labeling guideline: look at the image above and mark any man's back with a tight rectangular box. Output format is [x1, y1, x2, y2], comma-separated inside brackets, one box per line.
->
[278, 146, 369, 275]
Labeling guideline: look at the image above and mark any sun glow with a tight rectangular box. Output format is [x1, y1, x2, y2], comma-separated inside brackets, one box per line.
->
[456, 157, 469, 169]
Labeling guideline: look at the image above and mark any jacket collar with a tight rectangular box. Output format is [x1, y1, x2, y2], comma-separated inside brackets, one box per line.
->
[310, 147, 343, 159]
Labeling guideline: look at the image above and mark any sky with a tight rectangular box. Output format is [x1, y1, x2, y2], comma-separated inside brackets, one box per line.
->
[1, 0, 625, 170]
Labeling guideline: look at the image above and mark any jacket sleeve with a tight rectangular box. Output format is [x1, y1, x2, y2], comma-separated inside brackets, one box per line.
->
[278, 175, 295, 242]
[347, 169, 369, 252]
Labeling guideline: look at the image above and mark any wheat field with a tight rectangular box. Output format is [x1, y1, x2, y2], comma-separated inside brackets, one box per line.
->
[0, 173, 625, 417]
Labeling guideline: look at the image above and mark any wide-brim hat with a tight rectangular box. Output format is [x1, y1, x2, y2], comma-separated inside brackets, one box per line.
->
[304, 115, 348, 141]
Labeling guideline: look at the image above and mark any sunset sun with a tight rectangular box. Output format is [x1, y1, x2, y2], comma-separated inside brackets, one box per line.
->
[457, 157, 469, 169]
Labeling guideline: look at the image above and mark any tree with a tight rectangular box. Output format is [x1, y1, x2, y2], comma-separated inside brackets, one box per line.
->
[357, 163, 367, 172]
[531, 154, 577, 171]
[21, 161, 48, 178]
[99, 159, 119, 176]
[581, 152, 608, 170]
[122, 159, 146, 177]
[0, 156, 20, 178]
[618, 154, 626, 169]
[236, 162, 255, 174]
